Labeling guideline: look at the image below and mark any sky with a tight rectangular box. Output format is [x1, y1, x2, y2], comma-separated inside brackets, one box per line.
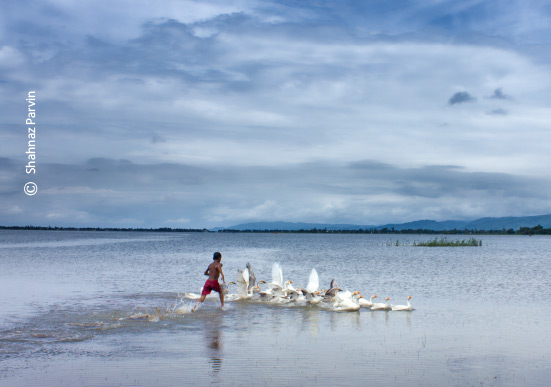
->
[1, 0, 550, 228]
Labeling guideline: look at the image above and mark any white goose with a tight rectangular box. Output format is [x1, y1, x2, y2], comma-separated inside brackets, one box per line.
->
[222, 281, 236, 295]
[287, 289, 307, 304]
[257, 280, 274, 301]
[268, 286, 284, 301]
[391, 296, 414, 311]
[326, 290, 361, 312]
[225, 268, 252, 301]
[271, 263, 296, 299]
[235, 267, 253, 300]
[183, 292, 201, 300]
[282, 280, 296, 296]
[184, 288, 221, 300]
[302, 289, 323, 305]
[352, 292, 363, 307]
[370, 296, 391, 311]
[359, 294, 377, 308]
[258, 263, 286, 302]
[271, 281, 296, 304]
[251, 280, 267, 295]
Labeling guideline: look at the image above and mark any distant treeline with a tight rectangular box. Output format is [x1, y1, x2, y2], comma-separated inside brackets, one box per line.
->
[219, 224, 551, 235]
[1, 225, 550, 235]
[518, 225, 551, 235]
[0, 226, 210, 232]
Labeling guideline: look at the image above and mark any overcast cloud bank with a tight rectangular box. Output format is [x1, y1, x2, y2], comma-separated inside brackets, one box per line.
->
[1, 1, 550, 227]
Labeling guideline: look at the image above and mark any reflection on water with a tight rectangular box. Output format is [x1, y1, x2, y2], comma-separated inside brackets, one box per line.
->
[329, 309, 362, 332]
[300, 308, 320, 337]
[204, 314, 223, 374]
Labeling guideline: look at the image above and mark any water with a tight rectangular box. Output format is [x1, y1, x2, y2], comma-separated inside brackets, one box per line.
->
[1, 230, 550, 386]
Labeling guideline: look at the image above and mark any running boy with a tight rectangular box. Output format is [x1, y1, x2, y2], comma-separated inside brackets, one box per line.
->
[193, 252, 225, 311]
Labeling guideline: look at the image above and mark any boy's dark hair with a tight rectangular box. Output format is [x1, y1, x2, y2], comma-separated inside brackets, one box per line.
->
[213, 252, 222, 260]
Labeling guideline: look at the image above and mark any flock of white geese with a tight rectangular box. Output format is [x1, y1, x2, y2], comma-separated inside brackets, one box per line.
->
[184, 263, 414, 312]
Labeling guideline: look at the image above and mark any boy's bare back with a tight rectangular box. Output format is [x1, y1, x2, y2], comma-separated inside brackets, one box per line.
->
[205, 261, 223, 281]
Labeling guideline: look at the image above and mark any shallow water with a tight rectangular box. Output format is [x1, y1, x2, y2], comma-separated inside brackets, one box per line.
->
[1, 231, 550, 386]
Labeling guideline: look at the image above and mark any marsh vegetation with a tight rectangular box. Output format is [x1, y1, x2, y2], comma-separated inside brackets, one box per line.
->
[413, 237, 482, 247]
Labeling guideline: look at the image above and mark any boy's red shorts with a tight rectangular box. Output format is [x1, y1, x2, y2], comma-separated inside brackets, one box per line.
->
[202, 279, 222, 295]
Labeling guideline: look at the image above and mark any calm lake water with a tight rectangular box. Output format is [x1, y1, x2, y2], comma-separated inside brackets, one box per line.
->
[1, 230, 550, 386]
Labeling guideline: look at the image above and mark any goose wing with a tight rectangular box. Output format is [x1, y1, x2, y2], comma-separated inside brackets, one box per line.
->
[272, 262, 283, 288]
[246, 262, 256, 289]
[306, 268, 319, 293]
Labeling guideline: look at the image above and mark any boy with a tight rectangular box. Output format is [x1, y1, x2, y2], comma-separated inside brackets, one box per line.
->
[193, 252, 226, 311]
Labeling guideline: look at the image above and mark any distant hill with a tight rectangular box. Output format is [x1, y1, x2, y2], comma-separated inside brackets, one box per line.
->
[214, 221, 375, 231]
[216, 214, 551, 231]
[375, 220, 468, 231]
[463, 215, 551, 230]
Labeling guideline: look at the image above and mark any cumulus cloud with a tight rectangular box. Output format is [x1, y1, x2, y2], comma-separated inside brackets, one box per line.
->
[448, 91, 476, 105]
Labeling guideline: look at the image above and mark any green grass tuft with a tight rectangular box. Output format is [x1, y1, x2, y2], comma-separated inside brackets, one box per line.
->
[414, 237, 482, 247]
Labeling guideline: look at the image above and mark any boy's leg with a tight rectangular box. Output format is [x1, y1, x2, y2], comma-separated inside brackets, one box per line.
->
[219, 291, 224, 307]
[192, 294, 207, 312]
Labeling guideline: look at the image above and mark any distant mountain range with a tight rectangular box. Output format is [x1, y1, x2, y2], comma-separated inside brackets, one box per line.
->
[214, 221, 373, 231]
[216, 214, 551, 231]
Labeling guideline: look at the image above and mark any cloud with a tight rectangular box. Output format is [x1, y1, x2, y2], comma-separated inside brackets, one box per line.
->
[0, 205, 23, 215]
[489, 87, 512, 100]
[1, 157, 550, 227]
[0, 0, 253, 45]
[0, 46, 24, 69]
[5, 25, 542, 171]
[448, 91, 476, 105]
[45, 209, 95, 222]
[165, 217, 191, 224]
[1, 1, 551, 227]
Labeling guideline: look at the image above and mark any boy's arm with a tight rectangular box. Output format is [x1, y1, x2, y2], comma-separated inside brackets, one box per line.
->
[219, 265, 225, 283]
[204, 266, 210, 276]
